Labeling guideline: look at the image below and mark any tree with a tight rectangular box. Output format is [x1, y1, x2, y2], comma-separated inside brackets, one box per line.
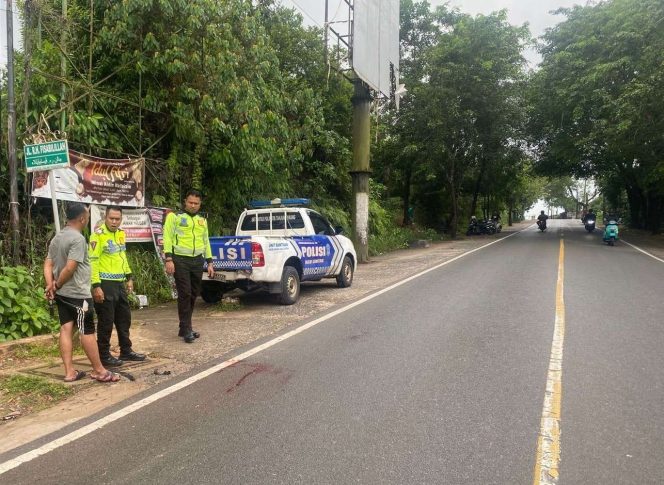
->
[530, 0, 664, 232]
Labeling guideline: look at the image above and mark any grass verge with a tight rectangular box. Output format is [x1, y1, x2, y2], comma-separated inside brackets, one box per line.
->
[0, 374, 76, 420]
[9, 338, 84, 361]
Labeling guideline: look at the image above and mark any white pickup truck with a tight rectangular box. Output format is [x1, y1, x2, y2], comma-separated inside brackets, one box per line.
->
[201, 199, 357, 305]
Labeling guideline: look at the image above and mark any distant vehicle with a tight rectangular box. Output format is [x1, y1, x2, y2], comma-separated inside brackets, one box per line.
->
[584, 215, 596, 232]
[603, 219, 619, 246]
[201, 199, 356, 305]
[536, 219, 547, 232]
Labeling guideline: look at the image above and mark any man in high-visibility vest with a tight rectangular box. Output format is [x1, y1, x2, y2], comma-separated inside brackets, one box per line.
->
[90, 206, 146, 366]
[163, 189, 215, 343]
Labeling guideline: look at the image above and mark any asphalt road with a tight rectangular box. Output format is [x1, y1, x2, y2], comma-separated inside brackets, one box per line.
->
[2, 220, 663, 484]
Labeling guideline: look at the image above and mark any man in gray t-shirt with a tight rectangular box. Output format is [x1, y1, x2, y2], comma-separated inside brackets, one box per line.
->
[47, 225, 91, 299]
[44, 203, 119, 383]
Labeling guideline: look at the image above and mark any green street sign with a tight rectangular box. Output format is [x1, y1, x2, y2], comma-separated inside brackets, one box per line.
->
[24, 140, 70, 172]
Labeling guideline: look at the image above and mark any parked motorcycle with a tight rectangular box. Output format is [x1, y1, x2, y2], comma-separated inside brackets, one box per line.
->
[490, 216, 502, 233]
[603, 220, 619, 246]
[466, 218, 495, 236]
[537, 219, 547, 232]
[584, 216, 596, 232]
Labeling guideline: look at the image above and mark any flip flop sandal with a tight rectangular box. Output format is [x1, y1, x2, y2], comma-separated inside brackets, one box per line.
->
[90, 371, 120, 383]
[63, 370, 86, 382]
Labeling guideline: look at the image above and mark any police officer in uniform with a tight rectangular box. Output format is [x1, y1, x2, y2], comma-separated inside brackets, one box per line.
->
[90, 206, 146, 366]
[163, 189, 215, 343]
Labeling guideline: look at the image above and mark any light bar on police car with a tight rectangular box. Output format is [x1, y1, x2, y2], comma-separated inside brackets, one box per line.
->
[248, 198, 310, 208]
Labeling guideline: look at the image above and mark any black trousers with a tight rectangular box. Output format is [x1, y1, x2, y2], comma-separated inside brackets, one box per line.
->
[95, 280, 132, 356]
[173, 255, 204, 331]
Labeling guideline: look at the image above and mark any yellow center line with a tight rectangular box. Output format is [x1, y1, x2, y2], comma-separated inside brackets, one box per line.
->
[533, 238, 565, 484]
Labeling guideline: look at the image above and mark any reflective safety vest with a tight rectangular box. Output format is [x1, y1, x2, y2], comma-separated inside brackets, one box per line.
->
[89, 224, 132, 286]
[163, 211, 213, 260]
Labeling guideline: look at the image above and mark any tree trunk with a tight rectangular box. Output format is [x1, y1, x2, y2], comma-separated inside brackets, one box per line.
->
[449, 187, 458, 239]
[625, 185, 643, 229]
[646, 192, 663, 235]
[470, 172, 481, 217]
[402, 166, 412, 226]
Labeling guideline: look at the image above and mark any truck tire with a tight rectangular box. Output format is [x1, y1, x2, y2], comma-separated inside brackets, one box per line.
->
[279, 266, 300, 305]
[336, 256, 354, 288]
[201, 282, 223, 304]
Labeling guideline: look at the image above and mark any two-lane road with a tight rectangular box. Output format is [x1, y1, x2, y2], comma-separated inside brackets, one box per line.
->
[2, 220, 663, 484]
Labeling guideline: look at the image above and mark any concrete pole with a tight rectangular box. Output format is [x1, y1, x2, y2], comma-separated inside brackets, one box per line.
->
[7, 0, 21, 264]
[351, 79, 371, 263]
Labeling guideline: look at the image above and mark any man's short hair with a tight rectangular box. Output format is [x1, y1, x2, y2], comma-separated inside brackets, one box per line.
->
[66, 202, 88, 221]
[106, 205, 123, 215]
[185, 188, 202, 200]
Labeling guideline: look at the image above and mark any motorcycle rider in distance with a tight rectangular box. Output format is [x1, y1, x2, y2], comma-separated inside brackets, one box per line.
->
[537, 210, 548, 231]
[582, 208, 597, 232]
[582, 208, 596, 224]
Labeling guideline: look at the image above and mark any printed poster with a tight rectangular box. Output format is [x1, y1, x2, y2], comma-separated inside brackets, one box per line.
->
[31, 150, 145, 207]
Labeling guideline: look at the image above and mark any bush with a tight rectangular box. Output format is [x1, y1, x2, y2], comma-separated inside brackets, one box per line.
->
[0, 266, 59, 341]
[369, 226, 411, 256]
[126, 246, 174, 305]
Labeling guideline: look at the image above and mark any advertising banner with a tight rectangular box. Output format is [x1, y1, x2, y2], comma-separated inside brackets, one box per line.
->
[90, 205, 153, 243]
[31, 150, 145, 207]
[147, 207, 178, 299]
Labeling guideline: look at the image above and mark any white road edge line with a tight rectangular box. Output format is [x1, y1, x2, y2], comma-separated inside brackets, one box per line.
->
[0, 228, 528, 476]
[620, 239, 664, 264]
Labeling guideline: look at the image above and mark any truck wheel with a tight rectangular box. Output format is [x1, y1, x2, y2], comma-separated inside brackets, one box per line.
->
[201, 282, 223, 304]
[279, 266, 300, 305]
[336, 256, 354, 288]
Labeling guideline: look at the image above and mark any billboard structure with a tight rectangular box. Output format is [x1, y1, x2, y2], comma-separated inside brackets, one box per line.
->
[351, 0, 400, 99]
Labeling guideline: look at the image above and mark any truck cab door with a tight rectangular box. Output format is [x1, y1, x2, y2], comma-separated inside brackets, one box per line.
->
[296, 211, 342, 279]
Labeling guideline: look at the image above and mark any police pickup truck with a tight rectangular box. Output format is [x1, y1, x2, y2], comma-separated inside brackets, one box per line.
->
[201, 199, 356, 305]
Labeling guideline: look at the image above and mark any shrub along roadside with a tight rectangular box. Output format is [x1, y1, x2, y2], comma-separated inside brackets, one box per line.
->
[0, 266, 59, 342]
[126, 246, 174, 306]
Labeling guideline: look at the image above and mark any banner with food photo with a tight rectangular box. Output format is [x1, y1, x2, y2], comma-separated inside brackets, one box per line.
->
[31, 150, 145, 207]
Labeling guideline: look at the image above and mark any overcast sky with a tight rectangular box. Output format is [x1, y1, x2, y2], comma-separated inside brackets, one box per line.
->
[282, 0, 584, 65]
[0, 0, 22, 66]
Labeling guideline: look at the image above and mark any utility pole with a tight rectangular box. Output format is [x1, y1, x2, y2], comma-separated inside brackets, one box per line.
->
[7, 0, 20, 264]
[351, 79, 371, 263]
[60, 0, 67, 132]
[324, 0, 328, 66]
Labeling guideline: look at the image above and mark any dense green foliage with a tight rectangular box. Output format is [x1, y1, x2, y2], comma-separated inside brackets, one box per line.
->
[530, 0, 664, 231]
[374, 2, 537, 237]
[1, 0, 541, 272]
[0, 266, 58, 341]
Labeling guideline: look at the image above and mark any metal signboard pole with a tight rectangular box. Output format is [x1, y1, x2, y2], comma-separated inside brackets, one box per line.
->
[25, 140, 71, 232]
[49, 171, 61, 233]
[7, 0, 21, 263]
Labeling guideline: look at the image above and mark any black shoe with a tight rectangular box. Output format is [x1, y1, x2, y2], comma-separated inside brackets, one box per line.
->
[178, 329, 200, 338]
[183, 331, 196, 343]
[119, 350, 146, 362]
[100, 355, 124, 367]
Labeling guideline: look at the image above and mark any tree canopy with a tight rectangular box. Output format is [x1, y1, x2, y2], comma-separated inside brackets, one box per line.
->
[530, 0, 664, 231]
